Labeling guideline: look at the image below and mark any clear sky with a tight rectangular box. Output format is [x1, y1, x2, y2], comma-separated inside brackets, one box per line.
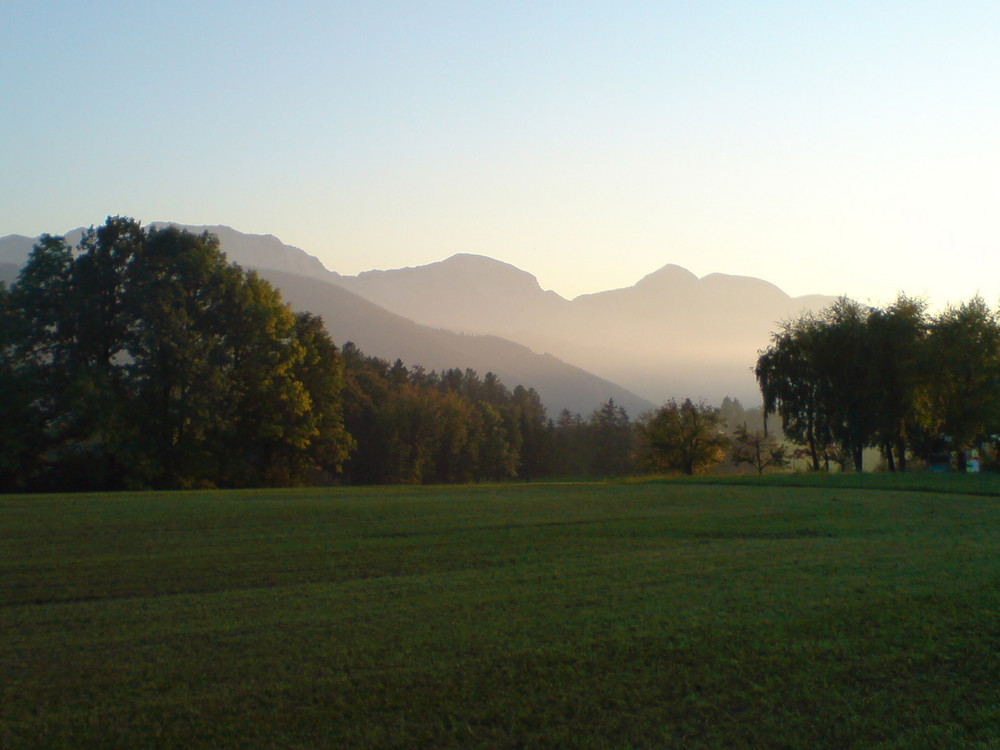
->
[2, 1, 998, 305]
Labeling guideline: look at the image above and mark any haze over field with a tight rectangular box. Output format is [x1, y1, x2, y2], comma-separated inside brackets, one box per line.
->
[2, 3, 998, 308]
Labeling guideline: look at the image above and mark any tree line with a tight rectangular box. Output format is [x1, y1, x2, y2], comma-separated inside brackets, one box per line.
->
[756, 295, 1000, 472]
[1, 218, 773, 492]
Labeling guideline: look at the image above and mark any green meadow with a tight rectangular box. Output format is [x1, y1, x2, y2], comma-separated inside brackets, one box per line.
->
[2, 478, 999, 749]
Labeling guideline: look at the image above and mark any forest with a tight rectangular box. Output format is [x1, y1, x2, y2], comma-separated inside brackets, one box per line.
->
[3, 217, 996, 492]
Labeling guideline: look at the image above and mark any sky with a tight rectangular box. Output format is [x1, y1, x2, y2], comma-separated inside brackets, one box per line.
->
[2, 1, 998, 306]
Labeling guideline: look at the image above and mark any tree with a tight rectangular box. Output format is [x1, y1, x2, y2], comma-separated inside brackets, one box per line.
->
[644, 399, 728, 475]
[757, 294, 1000, 473]
[865, 295, 927, 472]
[2, 218, 354, 490]
[120, 225, 239, 486]
[756, 315, 832, 471]
[758, 298, 880, 473]
[817, 298, 876, 472]
[552, 408, 587, 477]
[511, 385, 550, 480]
[586, 398, 633, 476]
[0, 281, 45, 491]
[922, 296, 1000, 468]
[6, 224, 140, 489]
[287, 312, 354, 480]
[730, 423, 789, 475]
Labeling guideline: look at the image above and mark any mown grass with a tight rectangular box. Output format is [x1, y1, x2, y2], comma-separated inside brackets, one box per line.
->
[2, 479, 999, 748]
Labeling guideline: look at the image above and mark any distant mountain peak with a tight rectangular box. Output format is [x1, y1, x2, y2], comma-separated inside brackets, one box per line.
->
[350, 251, 560, 313]
[700, 271, 789, 298]
[360, 252, 544, 288]
[634, 263, 699, 288]
[442, 252, 510, 265]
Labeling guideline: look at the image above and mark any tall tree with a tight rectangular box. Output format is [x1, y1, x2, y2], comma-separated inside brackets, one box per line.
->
[865, 295, 927, 471]
[0, 281, 45, 491]
[3, 218, 354, 490]
[511, 385, 550, 480]
[121, 226, 236, 486]
[287, 312, 354, 481]
[818, 298, 875, 472]
[6, 222, 143, 488]
[586, 398, 633, 477]
[923, 296, 1000, 467]
[756, 315, 831, 471]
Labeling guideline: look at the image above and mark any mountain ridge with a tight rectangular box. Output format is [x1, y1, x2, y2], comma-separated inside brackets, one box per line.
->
[1, 223, 838, 406]
[0, 227, 653, 417]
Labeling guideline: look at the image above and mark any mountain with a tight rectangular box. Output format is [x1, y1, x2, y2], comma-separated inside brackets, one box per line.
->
[0, 263, 20, 286]
[1, 222, 837, 406]
[0, 224, 335, 281]
[149, 224, 337, 280]
[0, 226, 652, 417]
[342, 253, 569, 335]
[254, 269, 653, 417]
[0, 234, 36, 266]
[328, 255, 837, 404]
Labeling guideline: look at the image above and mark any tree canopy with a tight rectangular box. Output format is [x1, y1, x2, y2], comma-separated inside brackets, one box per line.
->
[641, 399, 729, 475]
[1, 218, 352, 491]
[756, 294, 1000, 472]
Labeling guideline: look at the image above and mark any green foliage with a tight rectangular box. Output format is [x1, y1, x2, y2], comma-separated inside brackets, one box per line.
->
[757, 293, 1000, 472]
[586, 398, 633, 476]
[757, 314, 832, 470]
[642, 398, 729, 475]
[864, 295, 928, 471]
[0, 218, 352, 490]
[339, 357, 545, 484]
[2, 481, 999, 748]
[923, 296, 1000, 453]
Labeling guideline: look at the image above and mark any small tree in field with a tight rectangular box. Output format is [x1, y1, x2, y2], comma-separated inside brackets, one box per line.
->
[644, 399, 728, 475]
[730, 423, 789, 475]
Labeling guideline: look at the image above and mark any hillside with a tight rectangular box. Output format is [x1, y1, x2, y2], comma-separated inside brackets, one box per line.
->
[331, 255, 837, 404]
[257, 268, 653, 417]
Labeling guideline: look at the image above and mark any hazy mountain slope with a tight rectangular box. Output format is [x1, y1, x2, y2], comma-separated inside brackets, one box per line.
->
[552, 266, 837, 403]
[338, 253, 569, 336]
[328, 256, 837, 404]
[0, 263, 20, 286]
[149, 224, 339, 280]
[257, 269, 654, 418]
[1, 223, 837, 406]
[0, 225, 652, 416]
[1, 225, 339, 283]
[0, 235, 36, 266]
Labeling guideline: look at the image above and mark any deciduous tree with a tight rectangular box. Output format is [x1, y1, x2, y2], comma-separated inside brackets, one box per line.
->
[644, 399, 728, 475]
[730, 423, 788, 475]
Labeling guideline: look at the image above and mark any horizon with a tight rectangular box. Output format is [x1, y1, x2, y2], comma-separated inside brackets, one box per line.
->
[3, 2, 998, 306]
[0, 222, 970, 310]
[0, 221, 867, 305]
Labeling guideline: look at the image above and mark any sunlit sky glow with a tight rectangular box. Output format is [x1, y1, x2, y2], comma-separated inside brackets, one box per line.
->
[2, 1, 998, 306]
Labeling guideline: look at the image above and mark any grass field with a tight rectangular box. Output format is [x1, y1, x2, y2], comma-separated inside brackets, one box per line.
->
[2, 477, 999, 748]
